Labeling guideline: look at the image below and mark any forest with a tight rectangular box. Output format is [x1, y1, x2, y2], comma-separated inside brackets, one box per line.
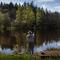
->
[0, 1, 60, 48]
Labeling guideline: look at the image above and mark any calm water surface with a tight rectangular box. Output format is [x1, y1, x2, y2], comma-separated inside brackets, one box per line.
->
[0, 40, 60, 54]
[34, 40, 60, 52]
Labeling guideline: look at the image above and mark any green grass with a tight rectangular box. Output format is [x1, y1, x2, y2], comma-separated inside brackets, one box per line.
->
[0, 54, 40, 60]
[0, 54, 60, 60]
[41, 56, 60, 60]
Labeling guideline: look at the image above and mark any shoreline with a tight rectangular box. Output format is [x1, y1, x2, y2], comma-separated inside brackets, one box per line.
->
[34, 48, 60, 56]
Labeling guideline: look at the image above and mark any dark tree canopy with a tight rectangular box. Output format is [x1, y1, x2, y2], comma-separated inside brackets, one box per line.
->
[0, 1, 60, 47]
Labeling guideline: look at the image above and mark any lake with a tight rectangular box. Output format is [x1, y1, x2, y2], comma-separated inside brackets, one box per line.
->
[34, 40, 60, 52]
[0, 40, 60, 54]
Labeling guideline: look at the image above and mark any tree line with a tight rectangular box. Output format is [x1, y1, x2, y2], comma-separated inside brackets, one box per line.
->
[0, 2, 60, 48]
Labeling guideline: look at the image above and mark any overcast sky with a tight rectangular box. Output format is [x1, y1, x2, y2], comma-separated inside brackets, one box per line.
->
[0, 0, 60, 12]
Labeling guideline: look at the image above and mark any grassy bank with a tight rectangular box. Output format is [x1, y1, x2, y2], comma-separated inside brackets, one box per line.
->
[0, 54, 40, 60]
[0, 54, 60, 60]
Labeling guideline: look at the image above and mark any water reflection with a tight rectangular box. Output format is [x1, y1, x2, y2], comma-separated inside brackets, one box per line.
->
[0, 47, 14, 54]
[34, 41, 60, 52]
[0, 41, 60, 54]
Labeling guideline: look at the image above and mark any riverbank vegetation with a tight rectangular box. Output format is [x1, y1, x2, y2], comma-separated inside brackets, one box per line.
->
[0, 54, 60, 60]
[0, 1, 60, 60]
[0, 1, 60, 48]
[0, 54, 40, 60]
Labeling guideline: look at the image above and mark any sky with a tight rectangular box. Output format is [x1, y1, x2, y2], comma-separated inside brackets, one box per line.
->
[0, 0, 60, 12]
